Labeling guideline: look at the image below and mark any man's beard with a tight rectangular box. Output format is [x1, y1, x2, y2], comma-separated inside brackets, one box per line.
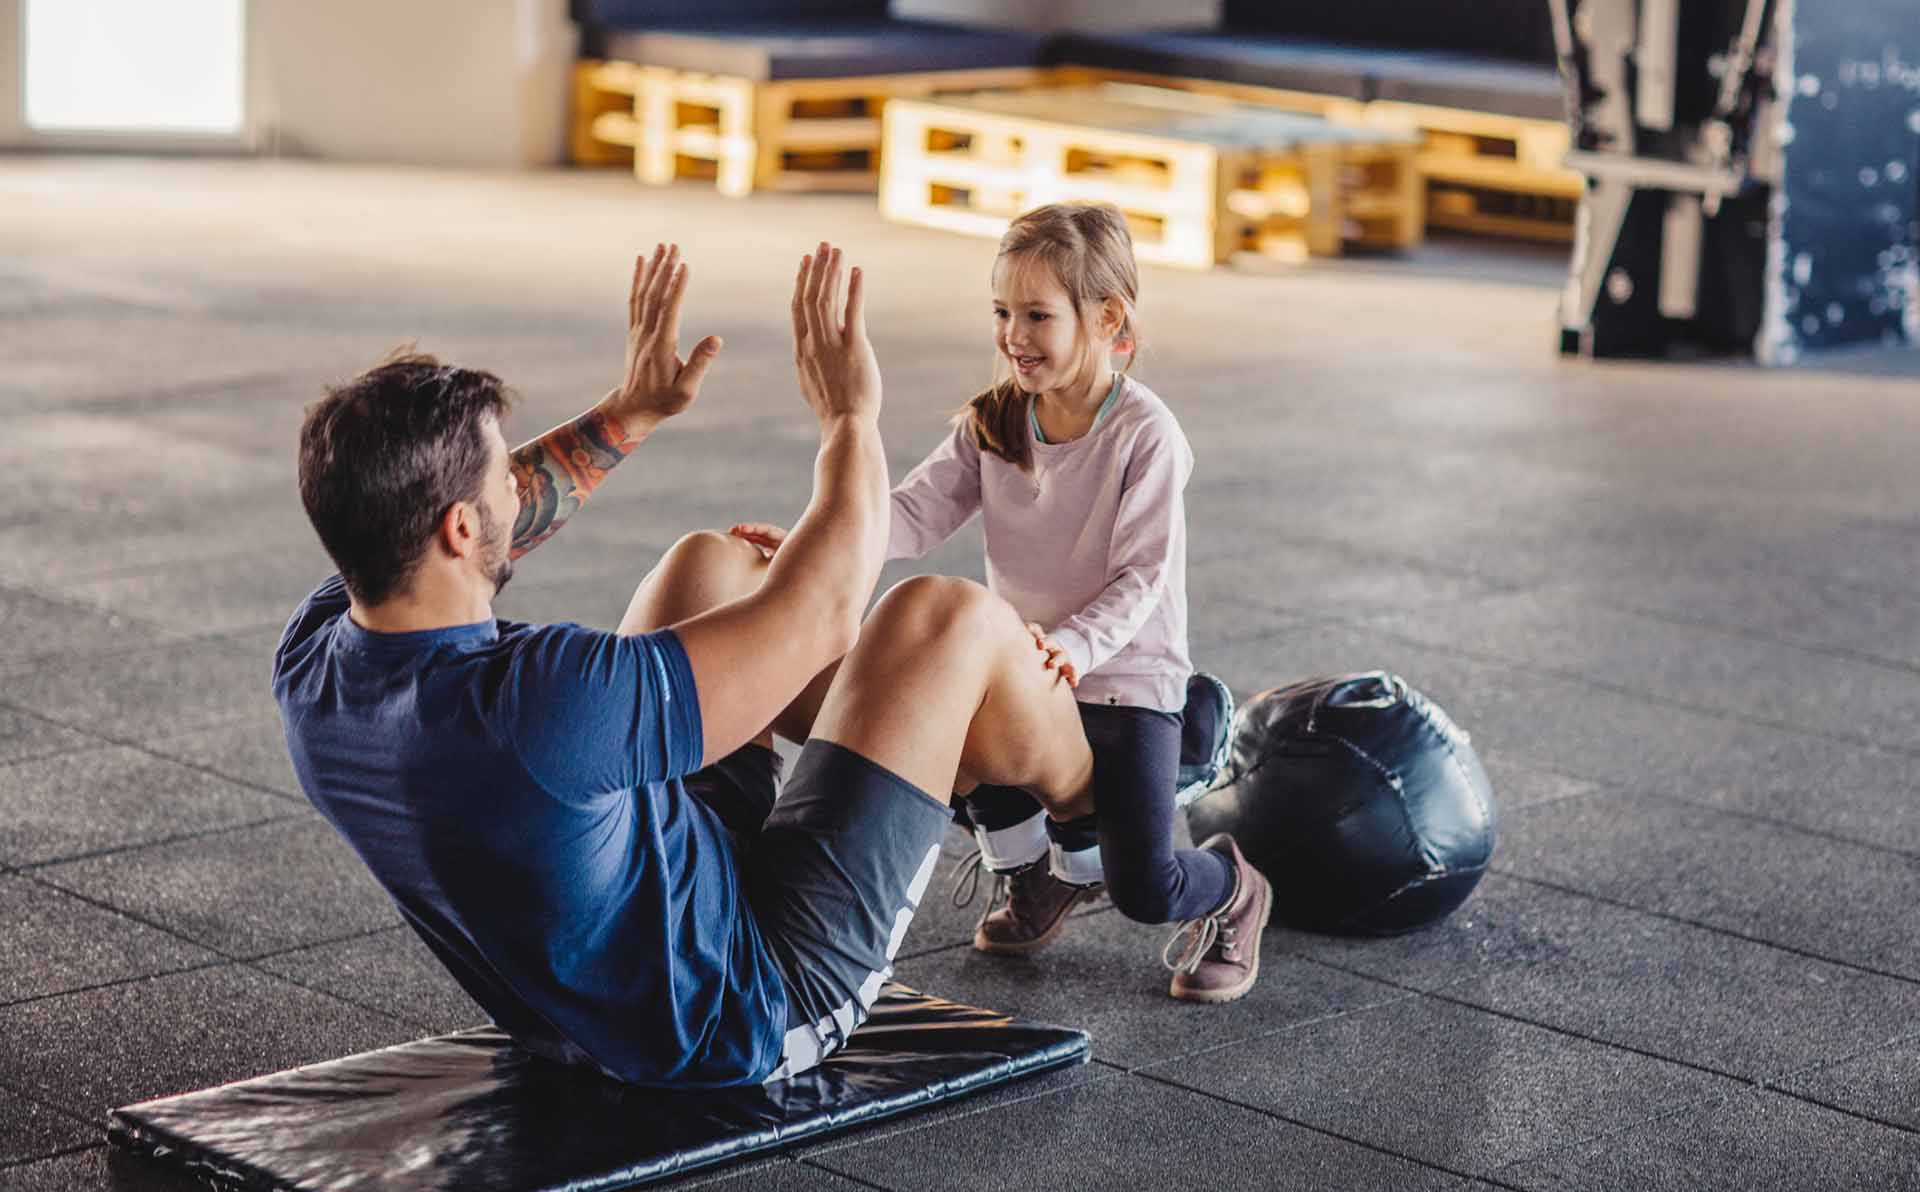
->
[477, 499, 515, 596]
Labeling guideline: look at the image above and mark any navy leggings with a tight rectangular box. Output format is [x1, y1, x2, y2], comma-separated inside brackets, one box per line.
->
[966, 702, 1232, 924]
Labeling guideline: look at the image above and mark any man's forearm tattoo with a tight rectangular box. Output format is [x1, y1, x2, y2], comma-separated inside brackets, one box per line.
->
[509, 408, 636, 556]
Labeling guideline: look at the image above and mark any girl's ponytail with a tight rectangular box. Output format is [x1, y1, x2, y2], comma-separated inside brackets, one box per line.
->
[963, 378, 1033, 470]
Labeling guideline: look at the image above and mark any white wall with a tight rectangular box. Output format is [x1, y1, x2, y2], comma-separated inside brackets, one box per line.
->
[0, 0, 21, 146]
[251, 0, 576, 167]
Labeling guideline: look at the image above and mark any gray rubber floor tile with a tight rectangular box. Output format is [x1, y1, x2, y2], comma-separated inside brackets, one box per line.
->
[0, 586, 183, 674]
[0, 745, 295, 868]
[142, 713, 304, 802]
[1357, 589, 1920, 754]
[1497, 792, 1920, 978]
[4, 1145, 206, 1192]
[254, 925, 483, 1035]
[1336, 876, 1920, 1082]
[0, 964, 416, 1120]
[1499, 1088, 1920, 1191]
[0, 876, 218, 1005]
[671, 1157, 888, 1190]
[1191, 535, 1509, 624]
[1225, 617, 1920, 857]
[47, 549, 335, 637]
[0, 1086, 92, 1168]
[37, 816, 400, 958]
[1145, 994, 1737, 1176]
[0, 411, 285, 528]
[1271, 875, 1568, 993]
[0, 710, 94, 767]
[3, 635, 277, 745]
[1777, 1032, 1920, 1132]
[0, 499, 303, 590]
[1537, 567, 1920, 674]
[815, 1071, 1468, 1191]
[893, 907, 1413, 1070]
[1476, 754, 1607, 812]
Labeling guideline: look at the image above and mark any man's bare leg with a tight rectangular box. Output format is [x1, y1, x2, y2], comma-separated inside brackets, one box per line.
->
[619, 530, 837, 748]
[808, 576, 1094, 818]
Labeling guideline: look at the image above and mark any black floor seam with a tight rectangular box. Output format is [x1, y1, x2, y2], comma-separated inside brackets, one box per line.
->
[0, 698, 297, 806]
[1130, 1066, 1524, 1190]
[11, 811, 311, 874]
[1764, 1086, 1920, 1137]
[235, 959, 423, 1033]
[1484, 1089, 1736, 1179]
[0, 957, 232, 1013]
[0, 1068, 100, 1132]
[0, 1140, 103, 1173]
[243, 922, 408, 965]
[1207, 949, 1920, 1144]
[0, 621, 269, 687]
[21, 873, 246, 962]
[1496, 766, 1920, 863]
[14, 871, 406, 995]
[1566, 590, 1920, 685]
[1111, 982, 1427, 1078]
[796, 1158, 892, 1191]
[1492, 870, 1920, 987]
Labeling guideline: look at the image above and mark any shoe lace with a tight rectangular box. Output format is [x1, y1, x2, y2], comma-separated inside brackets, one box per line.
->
[1161, 879, 1244, 975]
[947, 848, 1010, 930]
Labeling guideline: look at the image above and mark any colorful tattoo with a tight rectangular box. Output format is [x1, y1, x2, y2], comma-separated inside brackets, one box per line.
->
[509, 408, 637, 556]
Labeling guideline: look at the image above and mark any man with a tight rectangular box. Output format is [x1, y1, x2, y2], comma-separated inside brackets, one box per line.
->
[275, 243, 1269, 1087]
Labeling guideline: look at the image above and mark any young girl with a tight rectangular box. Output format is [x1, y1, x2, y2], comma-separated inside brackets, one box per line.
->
[880, 202, 1271, 1003]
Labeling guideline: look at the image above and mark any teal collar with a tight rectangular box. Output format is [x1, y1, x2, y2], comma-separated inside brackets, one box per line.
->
[1030, 375, 1123, 446]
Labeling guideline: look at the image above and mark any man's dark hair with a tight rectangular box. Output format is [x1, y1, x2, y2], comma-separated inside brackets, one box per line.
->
[298, 350, 515, 605]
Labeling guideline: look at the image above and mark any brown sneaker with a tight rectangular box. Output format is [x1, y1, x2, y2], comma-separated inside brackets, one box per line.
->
[951, 852, 1103, 956]
[1163, 834, 1273, 1003]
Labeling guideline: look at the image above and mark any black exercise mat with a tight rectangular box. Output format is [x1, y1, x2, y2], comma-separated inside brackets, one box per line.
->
[108, 984, 1089, 1191]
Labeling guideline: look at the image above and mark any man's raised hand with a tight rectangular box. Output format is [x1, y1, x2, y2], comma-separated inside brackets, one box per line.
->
[612, 243, 723, 427]
[790, 242, 880, 424]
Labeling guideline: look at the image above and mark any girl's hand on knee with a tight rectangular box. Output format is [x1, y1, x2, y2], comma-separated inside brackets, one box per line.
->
[1024, 622, 1079, 688]
[729, 522, 788, 559]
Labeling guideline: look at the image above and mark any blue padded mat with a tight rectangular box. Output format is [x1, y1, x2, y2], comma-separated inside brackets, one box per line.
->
[589, 19, 1049, 80]
[107, 983, 1090, 1191]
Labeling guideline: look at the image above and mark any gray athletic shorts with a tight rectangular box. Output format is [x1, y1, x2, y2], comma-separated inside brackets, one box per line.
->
[686, 739, 951, 1082]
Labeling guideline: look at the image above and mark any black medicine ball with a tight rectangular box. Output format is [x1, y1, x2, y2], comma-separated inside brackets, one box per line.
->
[1186, 672, 1496, 935]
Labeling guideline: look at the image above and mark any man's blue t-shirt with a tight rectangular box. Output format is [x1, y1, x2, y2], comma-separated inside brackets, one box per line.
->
[271, 575, 790, 1087]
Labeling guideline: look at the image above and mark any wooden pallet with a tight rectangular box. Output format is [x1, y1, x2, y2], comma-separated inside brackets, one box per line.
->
[573, 60, 1049, 196]
[1052, 71, 1582, 242]
[879, 88, 1422, 270]
[1363, 101, 1583, 240]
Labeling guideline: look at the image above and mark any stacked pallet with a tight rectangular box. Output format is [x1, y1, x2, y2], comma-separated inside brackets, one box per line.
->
[879, 87, 1422, 270]
[573, 58, 1043, 198]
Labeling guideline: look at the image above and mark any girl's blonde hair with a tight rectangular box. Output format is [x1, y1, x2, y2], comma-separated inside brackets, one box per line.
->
[964, 202, 1141, 470]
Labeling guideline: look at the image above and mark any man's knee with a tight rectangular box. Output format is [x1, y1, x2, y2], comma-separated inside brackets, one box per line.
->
[662, 528, 765, 575]
[625, 529, 767, 634]
[867, 575, 1003, 650]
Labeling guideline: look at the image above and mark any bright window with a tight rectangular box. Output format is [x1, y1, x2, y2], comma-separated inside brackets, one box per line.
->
[25, 0, 245, 134]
